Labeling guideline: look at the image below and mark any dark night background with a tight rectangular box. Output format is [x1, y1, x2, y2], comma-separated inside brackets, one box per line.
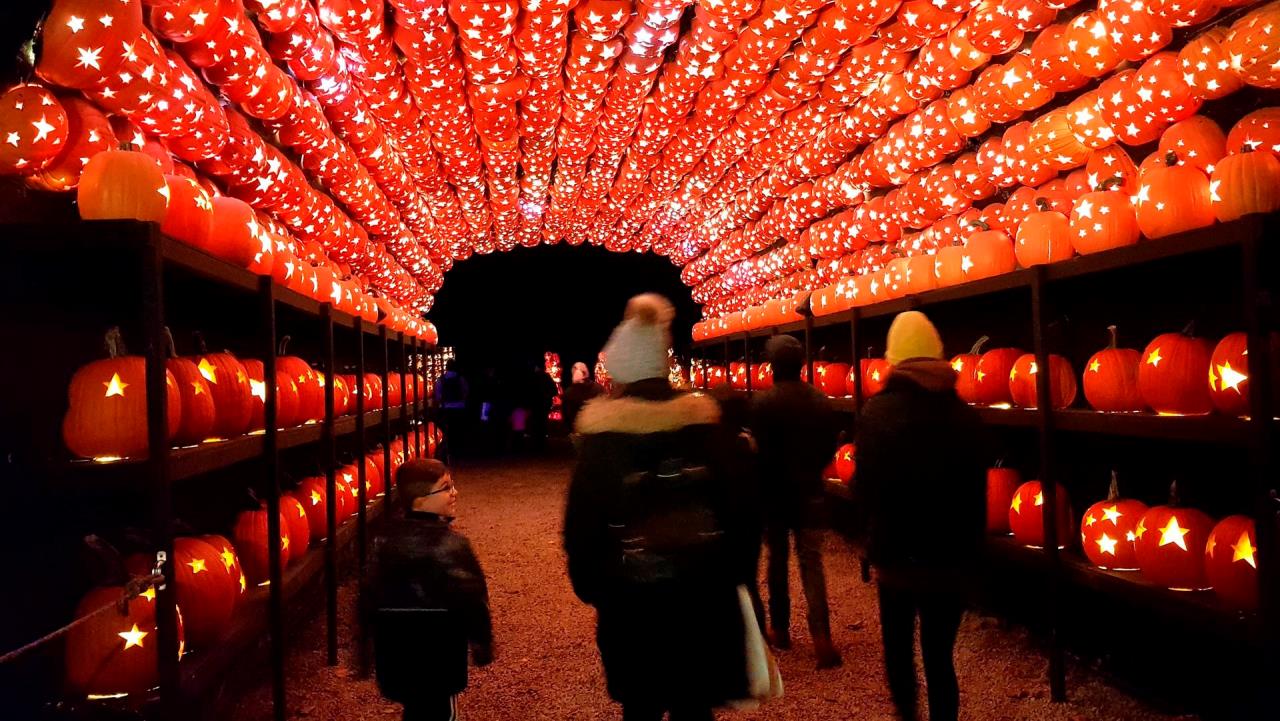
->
[428, 243, 700, 373]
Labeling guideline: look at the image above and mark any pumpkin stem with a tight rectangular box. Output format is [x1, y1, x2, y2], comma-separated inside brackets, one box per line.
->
[969, 220, 991, 232]
[1164, 150, 1179, 167]
[279, 335, 292, 356]
[104, 327, 127, 358]
[192, 331, 208, 354]
[970, 336, 990, 355]
[162, 328, 178, 359]
[1107, 470, 1120, 501]
[1168, 480, 1181, 507]
[1097, 177, 1125, 192]
[1034, 197, 1051, 212]
[1107, 324, 1119, 350]
[1181, 320, 1197, 337]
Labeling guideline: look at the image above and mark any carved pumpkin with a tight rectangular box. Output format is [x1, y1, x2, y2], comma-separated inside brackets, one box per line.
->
[974, 346, 1025, 406]
[293, 475, 329, 543]
[167, 357, 216, 446]
[963, 222, 1017, 280]
[952, 336, 990, 404]
[63, 330, 182, 460]
[729, 361, 749, 391]
[1226, 3, 1280, 88]
[1081, 473, 1148, 570]
[1084, 326, 1146, 413]
[1179, 27, 1244, 100]
[834, 443, 856, 485]
[1139, 330, 1214, 415]
[1205, 515, 1259, 610]
[1015, 198, 1074, 267]
[816, 362, 850, 397]
[207, 197, 267, 271]
[987, 465, 1021, 533]
[199, 534, 247, 598]
[1226, 107, 1280, 154]
[1210, 150, 1280, 222]
[160, 175, 214, 248]
[244, 360, 302, 430]
[194, 352, 254, 438]
[77, 150, 169, 222]
[1136, 501, 1215, 590]
[26, 95, 113, 190]
[131, 537, 236, 648]
[1135, 164, 1215, 239]
[233, 506, 292, 585]
[1085, 145, 1139, 194]
[280, 495, 311, 558]
[277, 351, 323, 423]
[1070, 179, 1141, 255]
[755, 362, 774, 391]
[65, 583, 182, 697]
[862, 357, 892, 398]
[1207, 331, 1275, 418]
[1009, 354, 1078, 409]
[1009, 480, 1072, 548]
[1158, 116, 1227, 174]
[0, 83, 68, 168]
[334, 470, 356, 521]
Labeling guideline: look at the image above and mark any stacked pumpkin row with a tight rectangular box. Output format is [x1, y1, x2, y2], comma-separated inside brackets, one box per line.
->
[990, 471, 1260, 611]
[63, 434, 442, 699]
[696, 104, 1280, 340]
[63, 330, 428, 460]
[690, 0, 1280, 329]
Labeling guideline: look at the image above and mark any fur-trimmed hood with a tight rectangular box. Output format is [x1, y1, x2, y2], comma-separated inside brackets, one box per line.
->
[575, 392, 721, 435]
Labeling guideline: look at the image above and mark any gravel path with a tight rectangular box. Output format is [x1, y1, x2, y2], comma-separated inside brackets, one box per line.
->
[230, 454, 1196, 721]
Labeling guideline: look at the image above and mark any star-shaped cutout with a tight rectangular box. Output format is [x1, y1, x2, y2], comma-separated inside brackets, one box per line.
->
[118, 624, 148, 650]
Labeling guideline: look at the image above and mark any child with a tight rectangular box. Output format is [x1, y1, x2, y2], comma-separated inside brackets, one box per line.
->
[364, 459, 493, 721]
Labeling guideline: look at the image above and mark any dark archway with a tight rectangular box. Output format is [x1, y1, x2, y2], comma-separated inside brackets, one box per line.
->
[428, 244, 700, 374]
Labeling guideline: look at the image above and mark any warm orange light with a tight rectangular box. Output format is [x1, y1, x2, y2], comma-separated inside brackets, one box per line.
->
[1232, 531, 1257, 568]
[118, 624, 148, 650]
[198, 358, 218, 383]
[1011, 494, 1023, 514]
[1146, 348, 1163, 367]
[250, 379, 266, 401]
[187, 558, 207, 574]
[103, 373, 128, 398]
[1102, 505, 1122, 523]
[1089, 359, 1101, 373]
[1096, 533, 1118, 556]
[1158, 516, 1190, 551]
[219, 547, 236, 572]
[192, 381, 205, 395]
[309, 490, 322, 505]
[952, 358, 964, 372]
[1217, 362, 1247, 393]
[139, 587, 155, 602]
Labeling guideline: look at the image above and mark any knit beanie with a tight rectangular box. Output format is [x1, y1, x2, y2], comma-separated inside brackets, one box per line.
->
[603, 294, 674, 385]
[766, 334, 805, 379]
[885, 310, 944, 365]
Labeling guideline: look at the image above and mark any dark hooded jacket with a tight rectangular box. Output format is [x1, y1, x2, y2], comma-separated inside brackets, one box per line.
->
[750, 379, 839, 526]
[854, 360, 989, 576]
[564, 380, 753, 707]
[363, 511, 492, 699]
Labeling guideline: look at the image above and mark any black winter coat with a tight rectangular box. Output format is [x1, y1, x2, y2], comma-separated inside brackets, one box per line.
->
[751, 379, 839, 527]
[854, 361, 990, 578]
[363, 512, 492, 700]
[565, 380, 753, 708]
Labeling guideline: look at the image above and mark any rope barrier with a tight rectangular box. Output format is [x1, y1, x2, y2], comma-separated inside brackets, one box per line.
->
[0, 573, 164, 666]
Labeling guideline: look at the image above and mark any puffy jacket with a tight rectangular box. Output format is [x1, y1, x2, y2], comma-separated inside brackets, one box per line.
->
[751, 379, 839, 526]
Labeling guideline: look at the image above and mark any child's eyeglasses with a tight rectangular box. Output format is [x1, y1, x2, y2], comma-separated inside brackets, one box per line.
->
[423, 483, 454, 496]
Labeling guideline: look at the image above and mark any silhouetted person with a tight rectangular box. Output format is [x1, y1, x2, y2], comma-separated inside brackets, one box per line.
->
[750, 335, 841, 669]
[561, 361, 603, 434]
[524, 360, 558, 452]
[433, 361, 468, 461]
[565, 294, 753, 721]
[855, 311, 988, 721]
[710, 383, 766, 634]
[363, 459, 493, 721]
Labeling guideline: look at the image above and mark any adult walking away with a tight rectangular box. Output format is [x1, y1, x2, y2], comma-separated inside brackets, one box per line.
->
[855, 311, 988, 721]
[561, 361, 603, 433]
[565, 294, 754, 721]
[362, 459, 493, 721]
[750, 335, 842, 669]
[433, 361, 469, 461]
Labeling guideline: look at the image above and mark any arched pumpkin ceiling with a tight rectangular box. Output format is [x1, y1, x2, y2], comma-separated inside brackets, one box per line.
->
[10, 0, 1270, 330]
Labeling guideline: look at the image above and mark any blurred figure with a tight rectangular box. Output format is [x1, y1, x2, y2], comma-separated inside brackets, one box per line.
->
[855, 311, 988, 721]
[709, 383, 766, 633]
[561, 361, 603, 434]
[524, 359, 558, 452]
[565, 294, 754, 721]
[433, 361, 469, 461]
[750, 335, 841, 669]
[363, 459, 493, 721]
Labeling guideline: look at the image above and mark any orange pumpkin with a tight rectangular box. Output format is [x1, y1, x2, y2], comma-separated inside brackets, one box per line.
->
[1226, 107, 1280, 154]
[0, 84, 68, 174]
[293, 475, 330, 543]
[1080, 473, 1148, 570]
[1205, 515, 1260, 610]
[65, 584, 182, 697]
[1135, 164, 1214, 239]
[1085, 145, 1139, 194]
[281, 494, 311, 558]
[161, 174, 214, 248]
[974, 346, 1025, 406]
[208, 197, 265, 270]
[1210, 150, 1280, 222]
[1070, 179, 1141, 255]
[1084, 326, 1146, 413]
[1009, 353, 1078, 409]
[1226, 3, 1280, 88]
[1207, 332, 1273, 418]
[1015, 199, 1074, 267]
[964, 221, 1017, 280]
[233, 506, 292, 585]
[1136, 502, 1215, 590]
[193, 351, 254, 438]
[1179, 27, 1244, 100]
[26, 95, 114, 190]
[77, 150, 169, 222]
[1009, 480, 1073, 548]
[1158, 116, 1226, 174]
[952, 336, 990, 404]
[1139, 330, 1214, 415]
[167, 357, 216, 446]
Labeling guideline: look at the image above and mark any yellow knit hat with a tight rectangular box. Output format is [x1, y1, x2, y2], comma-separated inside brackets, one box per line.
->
[885, 310, 944, 365]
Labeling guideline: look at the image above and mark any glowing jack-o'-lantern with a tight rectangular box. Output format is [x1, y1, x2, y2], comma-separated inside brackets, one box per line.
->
[1015, 198, 1074, 268]
[63, 330, 182, 460]
[862, 357, 892, 398]
[754, 362, 774, 391]
[280, 495, 311, 558]
[1084, 326, 1145, 413]
[65, 583, 183, 698]
[334, 470, 356, 522]
[293, 475, 329, 543]
[1138, 329, 1214, 415]
[1009, 480, 1072, 548]
[729, 361, 749, 391]
[365, 453, 386, 499]
[1070, 179, 1141, 255]
[817, 362, 850, 397]
[126, 537, 236, 648]
[1135, 492, 1215, 590]
[277, 347, 323, 423]
[244, 359, 302, 431]
[986, 465, 1021, 534]
[706, 365, 728, 389]
[1081, 473, 1148, 570]
[952, 337, 989, 404]
[233, 506, 293, 585]
[166, 356, 216, 447]
[973, 346, 1025, 406]
[77, 150, 169, 223]
[1205, 515, 1259, 610]
[834, 443, 856, 485]
[1210, 150, 1280, 222]
[1135, 164, 1215, 239]
[0, 84, 68, 175]
[199, 534, 246, 598]
[1009, 354, 1078, 409]
[194, 351, 254, 438]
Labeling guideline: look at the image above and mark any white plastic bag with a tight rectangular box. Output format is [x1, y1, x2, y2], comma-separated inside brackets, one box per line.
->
[729, 585, 783, 709]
